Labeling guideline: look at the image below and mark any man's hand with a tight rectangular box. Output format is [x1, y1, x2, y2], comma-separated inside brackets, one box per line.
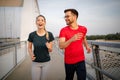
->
[86, 47, 91, 53]
[71, 33, 83, 42]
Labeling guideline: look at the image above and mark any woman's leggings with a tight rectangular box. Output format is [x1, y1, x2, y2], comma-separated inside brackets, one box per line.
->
[32, 61, 49, 80]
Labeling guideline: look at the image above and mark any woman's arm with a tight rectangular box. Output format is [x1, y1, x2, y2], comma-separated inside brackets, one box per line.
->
[28, 42, 36, 60]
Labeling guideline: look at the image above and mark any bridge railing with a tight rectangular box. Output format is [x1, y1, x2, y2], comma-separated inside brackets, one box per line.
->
[86, 40, 120, 80]
[0, 41, 27, 80]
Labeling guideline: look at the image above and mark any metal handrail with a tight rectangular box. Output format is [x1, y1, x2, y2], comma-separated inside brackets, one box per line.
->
[86, 61, 118, 80]
[0, 41, 27, 56]
[88, 40, 120, 48]
[87, 40, 120, 80]
[0, 41, 26, 49]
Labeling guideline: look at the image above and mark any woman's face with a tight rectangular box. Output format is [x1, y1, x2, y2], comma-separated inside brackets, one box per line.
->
[36, 16, 46, 29]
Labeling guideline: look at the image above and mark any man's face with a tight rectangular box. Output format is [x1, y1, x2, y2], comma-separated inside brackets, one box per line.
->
[64, 11, 75, 25]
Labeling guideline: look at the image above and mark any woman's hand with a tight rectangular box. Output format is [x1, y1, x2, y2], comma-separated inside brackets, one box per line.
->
[46, 42, 53, 52]
[31, 55, 36, 61]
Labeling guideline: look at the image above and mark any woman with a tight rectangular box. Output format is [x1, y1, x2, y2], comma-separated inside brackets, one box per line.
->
[28, 15, 54, 80]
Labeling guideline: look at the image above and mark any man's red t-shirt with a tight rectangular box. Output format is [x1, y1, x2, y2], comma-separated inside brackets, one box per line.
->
[59, 25, 87, 64]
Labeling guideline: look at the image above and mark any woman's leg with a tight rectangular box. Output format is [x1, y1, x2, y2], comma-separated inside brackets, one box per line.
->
[41, 61, 50, 80]
[32, 62, 42, 80]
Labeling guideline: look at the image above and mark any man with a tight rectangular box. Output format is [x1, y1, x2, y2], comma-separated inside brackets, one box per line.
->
[59, 9, 91, 80]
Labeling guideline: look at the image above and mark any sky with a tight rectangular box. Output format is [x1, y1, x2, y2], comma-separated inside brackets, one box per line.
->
[38, 0, 120, 37]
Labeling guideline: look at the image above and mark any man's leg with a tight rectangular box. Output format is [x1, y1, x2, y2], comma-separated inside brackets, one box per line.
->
[76, 61, 86, 80]
[65, 63, 75, 80]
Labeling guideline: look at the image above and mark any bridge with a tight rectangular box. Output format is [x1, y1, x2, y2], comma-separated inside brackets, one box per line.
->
[0, 38, 120, 80]
[0, 0, 120, 80]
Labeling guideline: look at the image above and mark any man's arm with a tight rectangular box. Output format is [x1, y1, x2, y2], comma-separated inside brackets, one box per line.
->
[83, 36, 91, 53]
[59, 33, 83, 49]
[59, 37, 72, 49]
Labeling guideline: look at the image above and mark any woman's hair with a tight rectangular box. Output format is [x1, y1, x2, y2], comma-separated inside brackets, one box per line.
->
[36, 15, 49, 40]
[36, 15, 46, 22]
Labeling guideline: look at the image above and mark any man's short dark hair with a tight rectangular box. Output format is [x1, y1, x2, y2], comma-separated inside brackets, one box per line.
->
[64, 9, 79, 18]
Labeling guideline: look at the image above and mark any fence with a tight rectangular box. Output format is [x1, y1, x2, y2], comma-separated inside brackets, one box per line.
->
[86, 40, 120, 80]
[0, 41, 27, 80]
